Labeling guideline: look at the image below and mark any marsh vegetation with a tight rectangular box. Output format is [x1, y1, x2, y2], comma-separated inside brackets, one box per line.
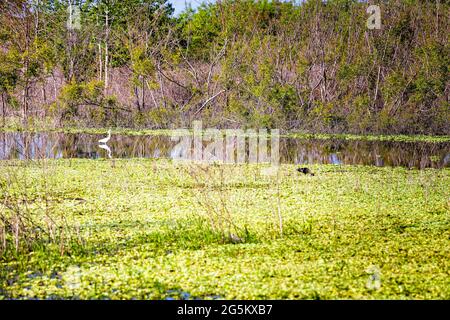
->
[0, 146, 448, 299]
[0, 0, 449, 300]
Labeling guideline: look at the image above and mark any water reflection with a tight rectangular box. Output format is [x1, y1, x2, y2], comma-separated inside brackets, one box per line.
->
[98, 144, 112, 159]
[0, 132, 448, 169]
[329, 153, 342, 165]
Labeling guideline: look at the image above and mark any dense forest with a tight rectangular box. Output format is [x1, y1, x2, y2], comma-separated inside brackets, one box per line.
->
[0, 0, 448, 134]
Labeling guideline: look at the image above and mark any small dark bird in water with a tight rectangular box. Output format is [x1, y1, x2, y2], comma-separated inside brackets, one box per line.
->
[297, 167, 315, 176]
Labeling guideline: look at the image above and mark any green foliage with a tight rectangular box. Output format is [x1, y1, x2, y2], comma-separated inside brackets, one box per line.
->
[411, 42, 448, 105]
[0, 0, 448, 134]
[58, 80, 118, 125]
[130, 46, 156, 84]
[0, 50, 20, 93]
[0, 159, 449, 299]
[178, 3, 222, 60]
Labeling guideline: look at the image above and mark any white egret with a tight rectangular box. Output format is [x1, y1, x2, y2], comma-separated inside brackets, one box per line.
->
[98, 143, 112, 159]
[98, 129, 111, 144]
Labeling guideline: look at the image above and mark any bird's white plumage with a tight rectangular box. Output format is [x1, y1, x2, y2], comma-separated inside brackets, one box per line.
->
[98, 129, 111, 144]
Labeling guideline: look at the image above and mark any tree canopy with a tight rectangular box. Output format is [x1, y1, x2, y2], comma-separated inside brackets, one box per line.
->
[0, 0, 448, 134]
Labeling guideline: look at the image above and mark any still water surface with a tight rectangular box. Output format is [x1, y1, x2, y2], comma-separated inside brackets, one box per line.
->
[0, 132, 448, 169]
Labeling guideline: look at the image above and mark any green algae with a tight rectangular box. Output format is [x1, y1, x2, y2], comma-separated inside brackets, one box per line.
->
[0, 159, 449, 299]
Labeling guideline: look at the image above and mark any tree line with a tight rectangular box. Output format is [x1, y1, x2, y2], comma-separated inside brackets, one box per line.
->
[0, 0, 448, 134]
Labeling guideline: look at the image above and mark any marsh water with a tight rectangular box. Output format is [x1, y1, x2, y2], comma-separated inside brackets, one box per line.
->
[0, 132, 449, 169]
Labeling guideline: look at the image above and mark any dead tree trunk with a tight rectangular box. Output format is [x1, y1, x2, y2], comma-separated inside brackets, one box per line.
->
[104, 9, 109, 92]
[141, 76, 145, 110]
[1, 92, 6, 127]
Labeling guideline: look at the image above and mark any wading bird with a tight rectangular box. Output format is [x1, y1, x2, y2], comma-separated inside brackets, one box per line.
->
[297, 167, 315, 176]
[98, 129, 111, 144]
[98, 143, 112, 159]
